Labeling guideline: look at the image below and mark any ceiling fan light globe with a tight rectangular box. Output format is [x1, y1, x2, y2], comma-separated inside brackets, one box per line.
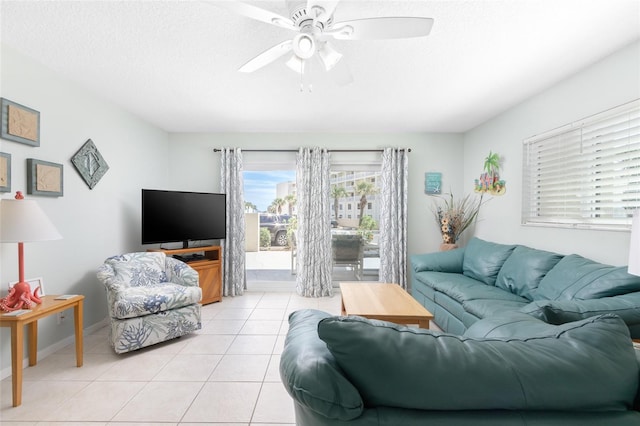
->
[286, 54, 305, 74]
[318, 42, 342, 71]
[292, 33, 316, 59]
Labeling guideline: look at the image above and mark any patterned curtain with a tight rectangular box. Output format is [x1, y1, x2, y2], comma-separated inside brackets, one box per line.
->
[220, 148, 246, 296]
[379, 148, 409, 289]
[295, 147, 333, 297]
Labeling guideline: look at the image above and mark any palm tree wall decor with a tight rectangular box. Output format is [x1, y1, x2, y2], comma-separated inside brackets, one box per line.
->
[475, 151, 506, 195]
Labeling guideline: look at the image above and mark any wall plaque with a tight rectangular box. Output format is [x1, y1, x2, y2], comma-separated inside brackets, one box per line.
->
[1, 98, 40, 147]
[71, 139, 109, 189]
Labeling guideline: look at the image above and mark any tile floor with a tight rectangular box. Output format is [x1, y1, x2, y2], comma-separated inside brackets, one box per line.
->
[0, 290, 343, 425]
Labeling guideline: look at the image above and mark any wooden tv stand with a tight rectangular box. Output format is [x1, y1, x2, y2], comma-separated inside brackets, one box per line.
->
[148, 245, 222, 304]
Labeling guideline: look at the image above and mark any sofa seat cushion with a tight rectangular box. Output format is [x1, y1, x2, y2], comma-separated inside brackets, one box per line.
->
[494, 246, 563, 300]
[433, 292, 468, 321]
[464, 311, 586, 339]
[462, 238, 516, 286]
[111, 283, 201, 319]
[536, 254, 640, 301]
[280, 309, 364, 421]
[424, 273, 528, 305]
[462, 299, 529, 319]
[318, 314, 638, 412]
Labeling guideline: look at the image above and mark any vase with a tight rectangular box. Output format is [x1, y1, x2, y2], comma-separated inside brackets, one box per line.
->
[439, 243, 459, 251]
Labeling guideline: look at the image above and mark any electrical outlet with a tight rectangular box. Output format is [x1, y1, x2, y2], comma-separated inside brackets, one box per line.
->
[57, 312, 65, 325]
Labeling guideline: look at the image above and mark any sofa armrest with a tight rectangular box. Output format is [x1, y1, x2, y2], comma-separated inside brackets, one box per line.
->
[280, 310, 364, 421]
[521, 293, 640, 328]
[411, 248, 465, 273]
[97, 263, 127, 292]
[164, 257, 199, 287]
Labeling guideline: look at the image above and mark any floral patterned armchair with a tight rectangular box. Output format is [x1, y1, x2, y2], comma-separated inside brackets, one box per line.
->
[97, 252, 202, 354]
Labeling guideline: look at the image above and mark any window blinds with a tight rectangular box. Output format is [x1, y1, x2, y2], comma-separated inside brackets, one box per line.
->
[522, 99, 640, 230]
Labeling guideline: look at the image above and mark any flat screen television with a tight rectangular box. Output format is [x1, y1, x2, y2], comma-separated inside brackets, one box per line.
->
[142, 189, 226, 248]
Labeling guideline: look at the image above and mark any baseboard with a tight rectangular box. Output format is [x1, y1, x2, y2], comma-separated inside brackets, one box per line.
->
[0, 317, 108, 381]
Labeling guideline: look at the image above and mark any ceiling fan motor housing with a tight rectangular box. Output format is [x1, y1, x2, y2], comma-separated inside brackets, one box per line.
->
[285, 0, 333, 29]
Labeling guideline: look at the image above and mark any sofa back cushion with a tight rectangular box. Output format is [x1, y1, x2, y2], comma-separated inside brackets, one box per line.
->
[494, 246, 563, 300]
[535, 254, 640, 301]
[318, 314, 638, 412]
[411, 248, 465, 273]
[462, 238, 516, 286]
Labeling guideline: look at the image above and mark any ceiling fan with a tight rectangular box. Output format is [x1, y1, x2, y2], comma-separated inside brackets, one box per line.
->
[218, 0, 434, 86]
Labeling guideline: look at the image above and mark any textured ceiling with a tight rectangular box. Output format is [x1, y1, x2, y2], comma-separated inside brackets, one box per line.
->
[1, 0, 639, 133]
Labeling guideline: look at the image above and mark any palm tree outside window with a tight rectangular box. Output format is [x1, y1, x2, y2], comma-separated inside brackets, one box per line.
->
[355, 180, 378, 225]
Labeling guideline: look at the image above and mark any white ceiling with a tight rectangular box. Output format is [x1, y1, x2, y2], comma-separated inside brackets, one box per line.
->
[1, 0, 639, 133]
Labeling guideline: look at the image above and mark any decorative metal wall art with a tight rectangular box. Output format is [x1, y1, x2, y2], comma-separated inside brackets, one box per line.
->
[474, 151, 506, 196]
[71, 139, 109, 189]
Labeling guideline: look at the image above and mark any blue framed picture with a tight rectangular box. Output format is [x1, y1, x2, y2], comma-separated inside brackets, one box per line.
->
[425, 172, 441, 195]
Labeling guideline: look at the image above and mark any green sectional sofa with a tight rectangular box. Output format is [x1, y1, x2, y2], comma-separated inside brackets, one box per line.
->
[280, 309, 640, 425]
[410, 237, 640, 338]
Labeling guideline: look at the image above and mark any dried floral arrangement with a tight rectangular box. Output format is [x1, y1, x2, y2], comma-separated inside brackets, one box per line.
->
[431, 193, 484, 244]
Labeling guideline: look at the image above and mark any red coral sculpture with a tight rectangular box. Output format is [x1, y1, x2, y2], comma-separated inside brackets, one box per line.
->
[0, 281, 42, 312]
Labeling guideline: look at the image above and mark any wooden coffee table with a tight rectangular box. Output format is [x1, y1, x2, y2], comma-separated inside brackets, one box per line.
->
[340, 282, 433, 328]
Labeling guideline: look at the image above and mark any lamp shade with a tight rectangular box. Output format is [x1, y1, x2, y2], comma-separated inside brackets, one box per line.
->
[0, 198, 62, 243]
[629, 210, 640, 276]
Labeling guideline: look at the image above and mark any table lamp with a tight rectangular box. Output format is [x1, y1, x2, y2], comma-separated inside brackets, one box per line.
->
[0, 191, 62, 311]
[629, 210, 640, 277]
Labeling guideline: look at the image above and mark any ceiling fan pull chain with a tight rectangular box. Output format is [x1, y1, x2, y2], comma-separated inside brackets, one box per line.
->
[299, 63, 304, 92]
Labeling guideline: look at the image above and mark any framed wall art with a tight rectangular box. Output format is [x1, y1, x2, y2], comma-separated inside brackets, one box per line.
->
[425, 172, 442, 195]
[1, 98, 40, 147]
[0, 152, 10, 193]
[71, 139, 109, 189]
[9, 277, 45, 296]
[27, 158, 63, 197]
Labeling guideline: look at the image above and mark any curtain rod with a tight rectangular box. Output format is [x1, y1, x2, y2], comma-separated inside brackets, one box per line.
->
[213, 148, 411, 153]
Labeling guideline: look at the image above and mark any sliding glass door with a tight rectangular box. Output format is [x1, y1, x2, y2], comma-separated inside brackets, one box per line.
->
[329, 167, 381, 283]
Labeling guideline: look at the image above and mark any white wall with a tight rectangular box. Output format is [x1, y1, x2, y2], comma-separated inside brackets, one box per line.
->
[4, 35, 636, 378]
[463, 40, 640, 265]
[0, 46, 169, 376]
[167, 132, 465, 257]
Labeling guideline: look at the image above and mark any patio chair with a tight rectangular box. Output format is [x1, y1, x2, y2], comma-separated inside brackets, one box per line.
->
[331, 234, 364, 280]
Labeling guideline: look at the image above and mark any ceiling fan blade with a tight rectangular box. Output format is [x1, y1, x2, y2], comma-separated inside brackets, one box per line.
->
[217, 1, 296, 31]
[329, 17, 434, 40]
[239, 40, 293, 73]
[307, 0, 340, 21]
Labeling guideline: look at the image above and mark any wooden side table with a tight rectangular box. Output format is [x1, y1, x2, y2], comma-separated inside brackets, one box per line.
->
[0, 294, 84, 407]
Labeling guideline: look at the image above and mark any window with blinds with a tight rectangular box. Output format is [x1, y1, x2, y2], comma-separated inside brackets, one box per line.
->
[522, 99, 640, 230]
